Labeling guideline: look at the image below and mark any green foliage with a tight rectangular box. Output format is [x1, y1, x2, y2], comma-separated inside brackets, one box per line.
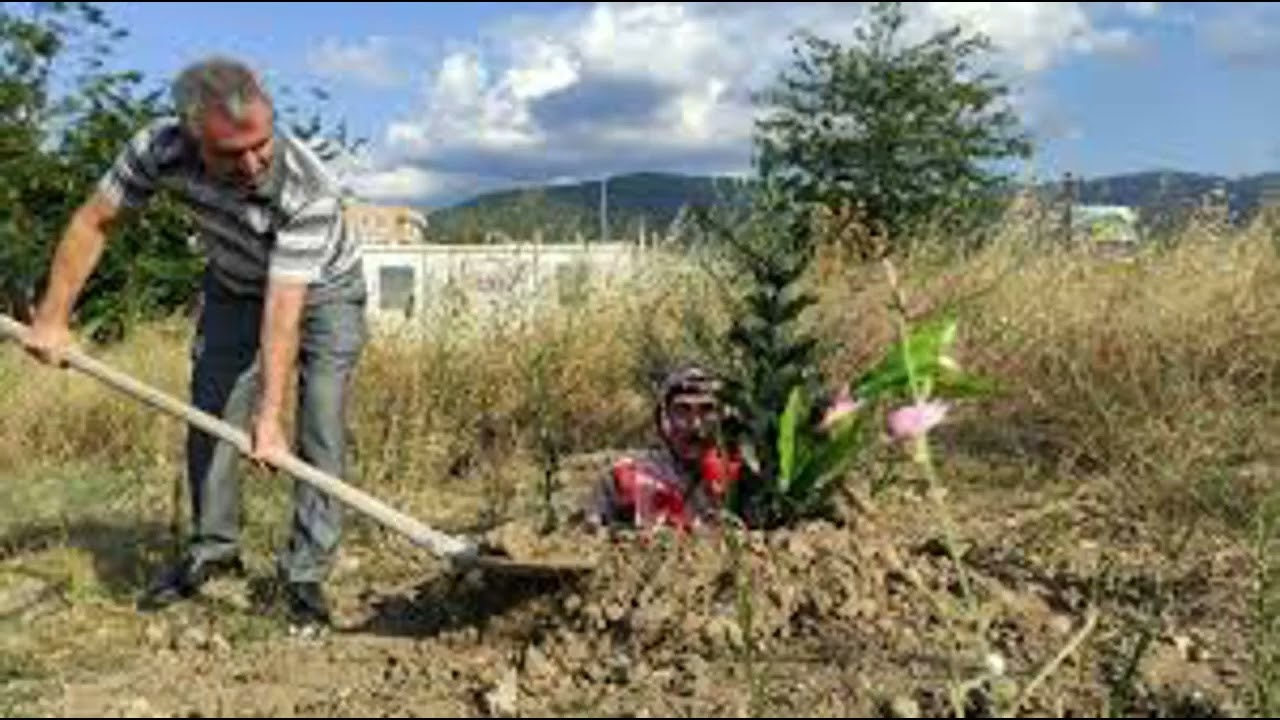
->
[852, 312, 996, 404]
[690, 180, 828, 527]
[431, 189, 598, 244]
[769, 383, 867, 520]
[691, 178, 995, 528]
[753, 1, 1033, 252]
[0, 2, 197, 339]
[278, 84, 369, 164]
[1249, 486, 1280, 717]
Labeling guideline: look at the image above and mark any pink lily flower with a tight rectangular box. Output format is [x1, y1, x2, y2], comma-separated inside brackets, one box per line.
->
[820, 385, 862, 431]
[887, 400, 949, 440]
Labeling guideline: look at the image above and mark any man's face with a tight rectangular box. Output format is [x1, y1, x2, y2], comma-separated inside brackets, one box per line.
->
[196, 97, 275, 192]
[663, 392, 721, 462]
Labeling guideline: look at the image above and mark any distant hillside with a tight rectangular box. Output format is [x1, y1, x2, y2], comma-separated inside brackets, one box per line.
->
[1045, 170, 1279, 216]
[425, 172, 753, 243]
[426, 170, 1280, 243]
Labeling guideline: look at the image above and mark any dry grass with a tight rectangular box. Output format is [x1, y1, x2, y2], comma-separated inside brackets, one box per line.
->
[2, 212, 1278, 535]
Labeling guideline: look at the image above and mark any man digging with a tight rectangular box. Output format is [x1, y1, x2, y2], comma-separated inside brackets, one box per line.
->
[22, 56, 367, 631]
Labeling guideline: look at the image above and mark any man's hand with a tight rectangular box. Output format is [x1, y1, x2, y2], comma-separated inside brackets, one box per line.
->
[250, 414, 291, 467]
[22, 317, 73, 368]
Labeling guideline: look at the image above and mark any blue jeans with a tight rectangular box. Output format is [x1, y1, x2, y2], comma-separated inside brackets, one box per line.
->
[186, 268, 367, 584]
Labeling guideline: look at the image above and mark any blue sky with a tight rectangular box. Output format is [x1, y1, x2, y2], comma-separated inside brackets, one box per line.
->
[61, 2, 1280, 204]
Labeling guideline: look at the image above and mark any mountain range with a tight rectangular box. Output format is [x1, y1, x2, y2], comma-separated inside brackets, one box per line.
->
[425, 170, 1280, 242]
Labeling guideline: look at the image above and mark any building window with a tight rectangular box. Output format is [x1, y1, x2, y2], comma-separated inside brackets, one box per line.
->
[379, 265, 416, 312]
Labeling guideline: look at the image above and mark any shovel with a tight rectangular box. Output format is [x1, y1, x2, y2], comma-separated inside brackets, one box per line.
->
[0, 313, 593, 580]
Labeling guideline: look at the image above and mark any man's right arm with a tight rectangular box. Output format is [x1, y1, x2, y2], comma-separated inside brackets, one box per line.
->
[24, 192, 122, 365]
[24, 120, 166, 365]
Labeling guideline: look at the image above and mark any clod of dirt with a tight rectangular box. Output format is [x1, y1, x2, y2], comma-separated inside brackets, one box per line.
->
[886, 695, 921, 718]
[522, 643, 555, 681]
[480, 521, 606, 568]
[107, 698, 162, 718]
[481, 667, 518, 717]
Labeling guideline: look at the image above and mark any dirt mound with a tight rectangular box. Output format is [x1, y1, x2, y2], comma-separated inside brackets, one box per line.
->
[434, 497, 1247, 718]
[28, 485, 1251, 718]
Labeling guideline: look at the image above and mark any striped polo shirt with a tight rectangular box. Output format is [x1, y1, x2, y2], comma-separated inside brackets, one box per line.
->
[96, 116, 365, 305]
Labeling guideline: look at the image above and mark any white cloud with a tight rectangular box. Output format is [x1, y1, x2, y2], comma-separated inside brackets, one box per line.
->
[918, 3, 1137, 73]
[1124, 2, 1160, 19]
[307, 36, 406, 88]
[1200, 7, 1280, 67]
[349, 166, 443, 201]
[354, 2, 1148, 203]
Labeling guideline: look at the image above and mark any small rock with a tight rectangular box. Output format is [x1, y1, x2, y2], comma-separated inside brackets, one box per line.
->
[584, 603, 606, 630]
[605, 601, 628, 623]
[986, 652, 1007, 677]
[483, 667, 519, 717]
[523, 644, 554, 680]
[650, 667, 675, 687]
[1187, 630, 1212, 661]
[887, 695, 920, 718]
[288, 623, 327, 642]
[1173, 634, 1194, 661]
[769, 584, 798, 613]
[1048, 614, 1074, 637]
[609, 653, 633, 684]
[563, 594, 583, 614]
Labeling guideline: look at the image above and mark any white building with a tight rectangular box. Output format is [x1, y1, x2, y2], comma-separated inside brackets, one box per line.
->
[360, 241, 647, 329]
[1072, 204, 1140, 245]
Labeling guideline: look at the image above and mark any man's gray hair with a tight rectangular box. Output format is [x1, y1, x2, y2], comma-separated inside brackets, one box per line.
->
[171, 56, 271, 134]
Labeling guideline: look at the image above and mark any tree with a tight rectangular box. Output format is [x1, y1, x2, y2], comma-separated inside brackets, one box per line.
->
[753, 1, 1033, 254]
[0, 2, 198, 338]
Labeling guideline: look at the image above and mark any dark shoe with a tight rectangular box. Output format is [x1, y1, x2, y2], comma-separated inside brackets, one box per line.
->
[137, 554, 244, 611]
[284, 581, 331, 629]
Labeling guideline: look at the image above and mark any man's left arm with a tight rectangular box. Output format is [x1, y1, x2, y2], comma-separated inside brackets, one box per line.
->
[251, 195, 340, 465]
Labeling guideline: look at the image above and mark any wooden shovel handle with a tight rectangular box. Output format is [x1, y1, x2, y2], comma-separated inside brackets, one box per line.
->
[0, 313, 477, 562]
